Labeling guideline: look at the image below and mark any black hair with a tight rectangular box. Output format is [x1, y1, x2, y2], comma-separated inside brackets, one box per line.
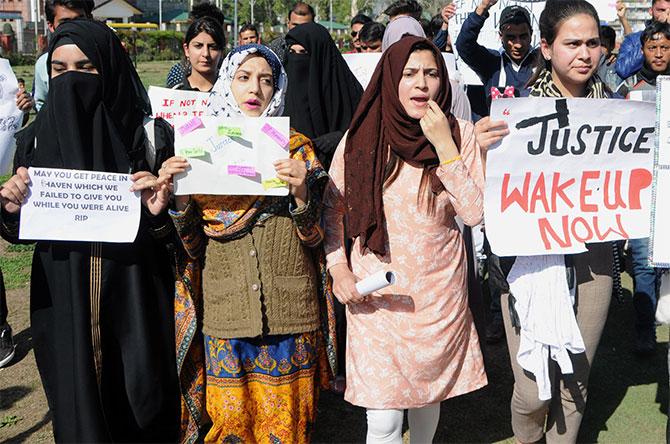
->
[526, 0, 600, 87]
[359, 22, 385, 43]
[288, 2, 316, 21]
[384, 0, 422, 19]
[17, 77, 25, 84]
[600, 24, 616, 52]
[430, 13, 444, 36]
[190, 2, 225, 26]
[419, 18, 432, 37]
[45, 0, 94, 24]
[640, 20, 670, 45]
[184, 16, 226, 49]
[351, 13, 373, 26]
[239, 22, 258, 35]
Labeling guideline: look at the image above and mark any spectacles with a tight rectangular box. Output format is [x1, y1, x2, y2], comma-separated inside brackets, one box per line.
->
[351, 30, 358, 37]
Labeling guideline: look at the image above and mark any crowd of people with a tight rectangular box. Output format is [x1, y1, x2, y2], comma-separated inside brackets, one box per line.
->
[0, 0, 669, 442]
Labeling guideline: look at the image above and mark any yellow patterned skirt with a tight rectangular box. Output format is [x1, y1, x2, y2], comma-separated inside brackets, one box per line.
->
[203, 331, 321, 443]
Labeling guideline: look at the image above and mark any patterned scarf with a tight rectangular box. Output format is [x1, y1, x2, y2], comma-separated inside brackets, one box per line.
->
[207, 44, 287, 118]
[529, 68, 607, 98]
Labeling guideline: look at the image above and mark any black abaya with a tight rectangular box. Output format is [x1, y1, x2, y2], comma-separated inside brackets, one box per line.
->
[4, 19, 179, 442]
[284, 22, 363, 170]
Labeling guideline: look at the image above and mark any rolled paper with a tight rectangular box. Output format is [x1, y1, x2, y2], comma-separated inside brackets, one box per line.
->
[180, 147, 206, 158]
[355, 270, 396, 297]
[218, 126, 243, 137]
[227, 164, 256, 177]
[261, 122, 289, 148]
[177, 117, 204, 136]
[262, 177, 288, 190]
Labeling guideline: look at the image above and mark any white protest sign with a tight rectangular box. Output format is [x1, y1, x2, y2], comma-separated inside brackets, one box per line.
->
[485, 97, 655, 256]
[19, 167, 141, 243]
[343, 52, 458, 90]
[148, 86, 210, 126]
[173, 116, 290, 196]
[590, 0, 617, 22]
[0, 59, 24, 175]
[650, 76, 670, 266]
[449, 0, 545, 85]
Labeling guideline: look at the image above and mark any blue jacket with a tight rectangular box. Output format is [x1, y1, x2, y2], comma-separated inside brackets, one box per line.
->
[615, 25, 648, 79]
[455, 11, 538, 94]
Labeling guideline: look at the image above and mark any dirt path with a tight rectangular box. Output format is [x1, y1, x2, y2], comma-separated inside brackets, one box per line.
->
[0, 285, 53, 443]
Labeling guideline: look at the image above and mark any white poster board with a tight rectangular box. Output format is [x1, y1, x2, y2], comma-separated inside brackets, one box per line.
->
[148, 86, 210, 126]
[448, 0, 544, 85]
[485, 97, 655, 256]
[19, 167, 141, 243]
[343, 52, 458, 90]
[650, 76, 670, 266]
[0, 59, 23, 175]
[173, 116, 290, 196]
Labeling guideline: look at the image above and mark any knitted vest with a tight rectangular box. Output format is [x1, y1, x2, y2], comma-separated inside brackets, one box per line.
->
[201, 213, 320, 339]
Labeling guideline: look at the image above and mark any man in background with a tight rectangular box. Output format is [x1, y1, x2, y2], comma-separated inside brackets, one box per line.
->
[384, 0, 422, 21]
[455, 0, 538, 107]
[616, 0, 670, 80]
[350, 13, 373, 52]
[268, 2, 315, 65]
[239, 23, 260, 45]
[358, 22, 385, 52]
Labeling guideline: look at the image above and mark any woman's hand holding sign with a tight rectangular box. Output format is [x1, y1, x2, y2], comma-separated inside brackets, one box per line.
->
[130, 171, 171, 216]
[0, 167, 31, 214]
[156, 156, 191, 211]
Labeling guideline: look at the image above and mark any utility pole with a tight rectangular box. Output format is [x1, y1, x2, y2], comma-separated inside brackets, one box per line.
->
[250, 0, 255, 23]
[329, 0, 333, 32]
[234, 0, 238, 45]
[159, 0, 163, 31]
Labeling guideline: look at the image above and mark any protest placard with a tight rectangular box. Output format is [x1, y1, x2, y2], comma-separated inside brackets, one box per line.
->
[173, 116, 290, 196]
[484, 97, 656, 256]
[0, 59, 24, 175]
[19, 167, 141, 243]
[343, 52, 458, 90]
[650, 76, 670, 266]
[147, 86, 210, 126]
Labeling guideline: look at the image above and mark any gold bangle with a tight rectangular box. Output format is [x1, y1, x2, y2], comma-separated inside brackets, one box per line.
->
[440, 155, 461, 166]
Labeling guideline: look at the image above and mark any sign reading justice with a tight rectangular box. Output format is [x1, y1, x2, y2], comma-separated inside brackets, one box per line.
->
[485, 98, 656, 256]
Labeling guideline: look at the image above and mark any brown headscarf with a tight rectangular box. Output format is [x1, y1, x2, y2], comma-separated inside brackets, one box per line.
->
[344, 36, 461, 256]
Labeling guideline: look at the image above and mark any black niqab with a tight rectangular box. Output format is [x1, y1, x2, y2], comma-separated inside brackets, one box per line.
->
[284, 23, 363, 141]
[30, 18, 151, 173]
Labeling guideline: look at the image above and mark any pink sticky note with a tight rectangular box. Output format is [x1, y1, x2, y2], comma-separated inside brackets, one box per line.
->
[178, 117, 204, 136]
[261, 123, 289, 148]
[227, 165, 256, 177]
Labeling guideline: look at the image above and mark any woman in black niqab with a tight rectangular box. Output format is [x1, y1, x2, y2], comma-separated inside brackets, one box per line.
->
[2, 19, 179, 443]
[284, 22, 363, 170]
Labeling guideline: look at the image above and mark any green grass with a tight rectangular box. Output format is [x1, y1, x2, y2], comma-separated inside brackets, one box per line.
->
[0, 243, 33, 290]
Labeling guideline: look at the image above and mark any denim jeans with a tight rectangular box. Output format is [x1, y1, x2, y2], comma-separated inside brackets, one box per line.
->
[629, 238, 658, 335]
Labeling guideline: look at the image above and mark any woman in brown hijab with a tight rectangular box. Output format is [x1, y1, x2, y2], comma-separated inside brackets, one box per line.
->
[323, 36, 487, 442]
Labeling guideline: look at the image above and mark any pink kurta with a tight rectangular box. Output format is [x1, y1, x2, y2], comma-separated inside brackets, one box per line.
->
[323, 119, 488, 409]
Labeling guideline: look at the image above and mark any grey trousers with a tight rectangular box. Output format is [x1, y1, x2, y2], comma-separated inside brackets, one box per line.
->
[501, 243, 613, 443]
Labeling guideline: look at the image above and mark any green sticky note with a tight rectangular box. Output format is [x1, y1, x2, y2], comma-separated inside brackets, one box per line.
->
[180, 147, 206, 158]
[262, 178, 288, 190]
[218, 126, 243, 137]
